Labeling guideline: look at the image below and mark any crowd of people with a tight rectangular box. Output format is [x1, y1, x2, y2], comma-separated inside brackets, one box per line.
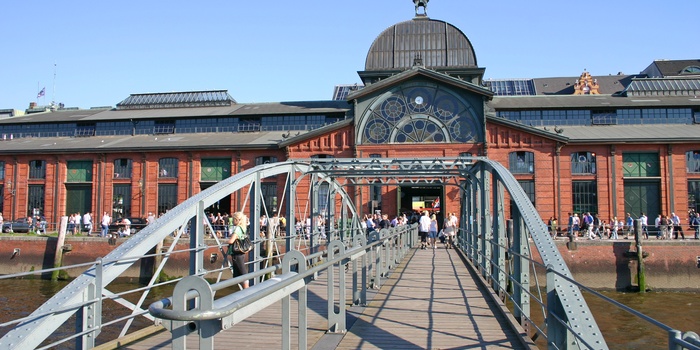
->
[549, 210, 700, 240]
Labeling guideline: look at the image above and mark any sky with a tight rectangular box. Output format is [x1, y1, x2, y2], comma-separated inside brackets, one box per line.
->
[1, 0, 698, 110]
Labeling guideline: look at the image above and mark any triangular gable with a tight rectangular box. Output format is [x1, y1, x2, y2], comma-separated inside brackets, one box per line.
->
[348, 66, 494, 102]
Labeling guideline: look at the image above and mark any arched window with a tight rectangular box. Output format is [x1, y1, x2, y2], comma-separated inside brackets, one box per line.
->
[311, 154, 334, 159]
[571, 151, 596, 174]
[29, 160, 46, 179]
[681, 66, 700, 75]
[508, 151, 534, 174]
[459, 152, 474, 164]
[686, 150, 700, 173]
[114, 158, 132, 179]
[159, 158, 178, 178]
[255, 156, 278, 165]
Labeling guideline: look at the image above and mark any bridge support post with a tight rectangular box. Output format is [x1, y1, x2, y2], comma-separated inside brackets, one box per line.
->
[327, 240, 347, 333]
[170, 276, 215, 350]
[492, 179, 506, 298]
[282, 251, 307, 350]
[77, 259, 102, 349]
[511, 210, 530, 324]
[546, 265, 573, 349]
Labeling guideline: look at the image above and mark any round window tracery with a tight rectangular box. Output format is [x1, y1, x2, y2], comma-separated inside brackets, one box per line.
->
[360, 83, 482, 144]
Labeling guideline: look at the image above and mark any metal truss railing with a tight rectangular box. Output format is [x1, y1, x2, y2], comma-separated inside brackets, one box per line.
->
[148, 224, 418, 349]
[6, 157, 682, 349]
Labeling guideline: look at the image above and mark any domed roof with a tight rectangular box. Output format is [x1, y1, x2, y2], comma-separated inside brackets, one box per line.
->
[364, 17, 477, 72]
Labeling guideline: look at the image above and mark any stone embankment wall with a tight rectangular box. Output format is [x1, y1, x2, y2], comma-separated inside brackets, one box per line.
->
[1, 236, 698, 290]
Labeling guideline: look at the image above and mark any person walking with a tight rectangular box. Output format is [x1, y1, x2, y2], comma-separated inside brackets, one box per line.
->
[691, 212, 700, 240]
[83, 211, 93, 235]
[429, 213, 438, 249]
[100, 212, 111, 238]
[418, 211, 431, 250]
[625, 213, 634, 239]
[227, 211, 250, 289]
[610, 216, 619, 240]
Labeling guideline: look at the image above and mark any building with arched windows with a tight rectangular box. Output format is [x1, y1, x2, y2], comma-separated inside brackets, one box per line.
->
[1, 2, 700, 228]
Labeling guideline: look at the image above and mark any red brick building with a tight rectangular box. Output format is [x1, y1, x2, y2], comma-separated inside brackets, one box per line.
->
[2, 3, 700, 229]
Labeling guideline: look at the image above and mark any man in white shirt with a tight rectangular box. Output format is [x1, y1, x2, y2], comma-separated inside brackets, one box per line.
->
[419, 211, 431, 250]
[83, 212, 92, 234]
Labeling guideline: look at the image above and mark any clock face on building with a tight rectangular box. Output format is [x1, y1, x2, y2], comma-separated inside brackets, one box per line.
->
[360, 82, 482, 144]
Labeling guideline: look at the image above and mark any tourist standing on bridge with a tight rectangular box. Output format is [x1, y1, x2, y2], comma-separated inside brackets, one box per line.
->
[100, 212, 111, 238]
[429, 213, 438, 249]
[227, 211, 250, 289]
[419, 211, 431, 249]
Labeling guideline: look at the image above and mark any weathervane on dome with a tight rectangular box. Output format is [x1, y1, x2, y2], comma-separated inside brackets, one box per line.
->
[413, 0, 429, 17]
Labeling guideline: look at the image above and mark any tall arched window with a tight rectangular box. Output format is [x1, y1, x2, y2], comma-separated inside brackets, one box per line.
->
[255, 156, 278, 165]
[571, 151, 596, 174]
[29, 160, 46, 179]
[686, 150, 700, 173]
[508, 151, 534, 174]
[158, 158, 178, 178]
[114, 158, 132, 179]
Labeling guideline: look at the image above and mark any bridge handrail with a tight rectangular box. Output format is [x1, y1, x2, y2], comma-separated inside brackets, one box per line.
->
[149, 226, 405, 322]
[460, 227, 700, 350]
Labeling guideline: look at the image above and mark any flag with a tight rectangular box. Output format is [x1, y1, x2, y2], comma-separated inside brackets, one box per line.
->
[37, 87, 45, 98]
[432, 197, 440, 209]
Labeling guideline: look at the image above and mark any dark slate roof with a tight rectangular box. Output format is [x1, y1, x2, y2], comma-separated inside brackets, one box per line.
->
[485, 115, 568, 143]
[0, 130, 291, 154]
[0, 101, 352, 124]
[648, 59, 700, 77]
[348, 66, 493, 101]
[229, 101, 352, 116]
[364, 17, 477, 71]
[0, 108, 104, 124]
[489, 95, 700, 109]
[0, 118, 355, 154]
[539, 124, 700, 144]
[532, 75, 639, 95]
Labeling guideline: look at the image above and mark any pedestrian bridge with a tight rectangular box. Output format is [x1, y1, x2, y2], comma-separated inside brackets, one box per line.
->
[0, 158, 698, 349]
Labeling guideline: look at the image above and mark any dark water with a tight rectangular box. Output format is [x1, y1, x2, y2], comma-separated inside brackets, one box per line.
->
[0, 279, 698, 348]
[0, 279, 173, 349]
[523, 289, 700, 349]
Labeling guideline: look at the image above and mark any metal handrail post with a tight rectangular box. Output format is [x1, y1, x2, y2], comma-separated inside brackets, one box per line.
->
[326, 240, 346, 333]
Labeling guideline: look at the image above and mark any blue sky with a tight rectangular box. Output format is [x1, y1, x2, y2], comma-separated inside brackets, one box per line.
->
[1, 0, 697, 109]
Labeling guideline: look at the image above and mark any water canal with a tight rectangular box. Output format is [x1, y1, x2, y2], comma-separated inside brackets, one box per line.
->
[0, 279, 698, 349]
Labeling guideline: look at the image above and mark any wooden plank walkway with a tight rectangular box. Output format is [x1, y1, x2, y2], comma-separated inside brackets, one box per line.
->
[332, 246, 533, 350]
[122, 246, 534, 349]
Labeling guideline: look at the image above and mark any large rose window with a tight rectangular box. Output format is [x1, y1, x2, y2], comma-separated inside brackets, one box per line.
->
[359, 83, 482, 144]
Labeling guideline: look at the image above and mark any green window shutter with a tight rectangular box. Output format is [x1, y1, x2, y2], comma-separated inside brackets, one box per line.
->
[67, 161, 93, 182]
[201, 159, 231, 182]
[622, 153, 660, 177]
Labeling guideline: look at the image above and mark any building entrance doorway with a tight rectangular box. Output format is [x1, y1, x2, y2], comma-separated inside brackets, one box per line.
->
[66, 184, 92, 216]
[398, 185, 442, 226]
[624, 180, 660, 220]
[200, 183, 231, 216]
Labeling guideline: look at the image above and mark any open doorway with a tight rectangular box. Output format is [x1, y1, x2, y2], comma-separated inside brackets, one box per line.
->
[398, 185, 443, 227]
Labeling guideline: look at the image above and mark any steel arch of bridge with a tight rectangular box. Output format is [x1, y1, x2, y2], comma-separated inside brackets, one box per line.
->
[0, 157, 606, 350]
